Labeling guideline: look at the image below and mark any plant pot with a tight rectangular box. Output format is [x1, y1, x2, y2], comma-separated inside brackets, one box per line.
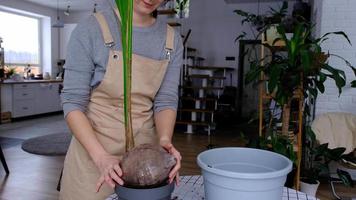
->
[115, 183, 174, 200]
[197, 147, 292, 200]
[300, 180, 320, 197]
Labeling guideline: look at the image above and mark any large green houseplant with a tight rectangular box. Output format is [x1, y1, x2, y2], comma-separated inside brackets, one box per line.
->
[238, 7, 356, 136]
[236, 1, 356, 191]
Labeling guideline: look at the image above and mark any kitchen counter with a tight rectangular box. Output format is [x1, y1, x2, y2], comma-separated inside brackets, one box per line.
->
[1, 79, 63, 84]
[0, 80, 63, 118]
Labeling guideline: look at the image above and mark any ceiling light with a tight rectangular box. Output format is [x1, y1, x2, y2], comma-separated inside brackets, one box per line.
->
[52, 0, 64, 28]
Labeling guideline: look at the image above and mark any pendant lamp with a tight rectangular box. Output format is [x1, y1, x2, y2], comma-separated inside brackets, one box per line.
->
[52, 0, 64, 28]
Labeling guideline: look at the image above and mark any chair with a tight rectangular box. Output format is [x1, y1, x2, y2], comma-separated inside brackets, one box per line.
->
[0, 144, 9, 174]
[312, 112, 356, 199]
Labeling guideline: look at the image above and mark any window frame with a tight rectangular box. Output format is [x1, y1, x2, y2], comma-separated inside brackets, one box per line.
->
[0, 9, 42, 68]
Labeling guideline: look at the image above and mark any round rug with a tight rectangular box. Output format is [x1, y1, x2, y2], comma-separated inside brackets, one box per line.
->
[21, 132, 72, 156]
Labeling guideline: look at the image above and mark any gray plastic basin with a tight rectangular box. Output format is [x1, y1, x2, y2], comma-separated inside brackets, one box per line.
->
[197, 147, 292, 200]
[115, 183, 174, 200]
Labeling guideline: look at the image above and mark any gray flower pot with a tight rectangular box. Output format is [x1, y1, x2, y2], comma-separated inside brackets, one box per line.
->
[197, 147, 292, 200]
[115, 183, 174, 200]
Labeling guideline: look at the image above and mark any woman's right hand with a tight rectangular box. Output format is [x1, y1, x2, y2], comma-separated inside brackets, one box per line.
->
[94, 153, 124, 192]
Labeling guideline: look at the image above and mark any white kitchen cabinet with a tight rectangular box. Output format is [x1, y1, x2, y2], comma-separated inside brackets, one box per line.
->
[1, 81, 63, 118]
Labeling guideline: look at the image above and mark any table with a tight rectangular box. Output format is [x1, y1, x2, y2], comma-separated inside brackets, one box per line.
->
[106, 175, 319, 200]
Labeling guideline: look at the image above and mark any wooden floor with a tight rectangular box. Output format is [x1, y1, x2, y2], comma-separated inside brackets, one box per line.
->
[0, 118, 355, 199]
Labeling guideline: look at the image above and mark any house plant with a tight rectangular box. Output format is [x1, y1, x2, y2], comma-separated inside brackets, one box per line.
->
[301, 126, 354, 196]
[113, 1, 175, 199]
[234, 1, 289, 40]
[236, 1, 356, 193]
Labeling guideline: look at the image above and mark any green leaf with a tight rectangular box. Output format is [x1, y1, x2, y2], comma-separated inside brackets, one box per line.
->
[322, 64, 346, 95]
[306, 126, 316, 142]
[235, 32, 247, 42]
[245, 65, 263, 84]
[321, 31, 352, 45]
[319, 73, 327, 83]
[315, 143, 329, 157]
[268, 65, 281, 93]
[115, 0, 134, 150]
[315, 80, 325, 93]
[281, 1, 288, 11]
[301, 50, 312, 71]
[234, 10, 249, 17]
[337, 169, 354, 187]
[351, 66, 356, 76]
[308, 87, 318, 98]
[351, 80, 356, 88]
[328, 147, 346, 160]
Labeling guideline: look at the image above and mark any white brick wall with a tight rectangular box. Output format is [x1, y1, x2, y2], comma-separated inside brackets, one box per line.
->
[314, 0, 356, 116]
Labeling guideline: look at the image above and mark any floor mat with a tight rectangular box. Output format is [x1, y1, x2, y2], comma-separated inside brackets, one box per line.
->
[0, 137, 25, 149]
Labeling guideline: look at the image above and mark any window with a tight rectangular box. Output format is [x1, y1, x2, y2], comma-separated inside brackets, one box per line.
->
[0, 10, 40, 75]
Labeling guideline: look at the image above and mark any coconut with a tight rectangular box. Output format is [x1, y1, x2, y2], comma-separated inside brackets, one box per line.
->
[120, 143, 176, 188]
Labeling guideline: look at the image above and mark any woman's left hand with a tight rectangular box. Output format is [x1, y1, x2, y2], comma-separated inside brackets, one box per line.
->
[160, 140, 182, 186]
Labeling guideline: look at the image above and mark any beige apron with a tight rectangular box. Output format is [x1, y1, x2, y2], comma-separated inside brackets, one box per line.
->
[59, 9, 175, 200]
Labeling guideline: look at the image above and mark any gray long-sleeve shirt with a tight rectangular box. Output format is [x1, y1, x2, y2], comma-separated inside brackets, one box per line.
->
[61, 9, 183, 118]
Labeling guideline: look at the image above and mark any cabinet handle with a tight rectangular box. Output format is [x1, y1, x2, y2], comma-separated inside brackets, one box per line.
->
[22, 93, 28, 96]
[22, 107, 28, 110]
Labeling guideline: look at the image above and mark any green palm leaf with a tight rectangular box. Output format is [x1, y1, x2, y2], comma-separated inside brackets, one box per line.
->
[114, 0, 134, 151]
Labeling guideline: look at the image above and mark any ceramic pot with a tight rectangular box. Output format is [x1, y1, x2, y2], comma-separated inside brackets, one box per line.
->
[300, 180, 320, 197]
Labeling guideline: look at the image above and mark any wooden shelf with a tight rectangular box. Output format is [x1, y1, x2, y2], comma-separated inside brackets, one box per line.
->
[157, 9, 176, 15]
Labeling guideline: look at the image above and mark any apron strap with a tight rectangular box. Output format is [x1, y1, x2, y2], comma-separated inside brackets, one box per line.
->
[165, 25, 175, 51]
[165, 25, 175, 61]
[94, 13, 115, 48]
[114, 7, 122, 22]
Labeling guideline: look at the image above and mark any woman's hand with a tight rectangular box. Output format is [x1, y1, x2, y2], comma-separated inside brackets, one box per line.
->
[94, 153, 124, 192]
[160, 139, 182, 186]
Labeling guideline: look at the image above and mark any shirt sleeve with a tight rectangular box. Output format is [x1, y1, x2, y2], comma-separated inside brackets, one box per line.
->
[153, 29, 184, 113]
[60, 18, 95, 118]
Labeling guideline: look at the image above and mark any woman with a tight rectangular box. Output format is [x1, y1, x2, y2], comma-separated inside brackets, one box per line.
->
[59, 0, 183, 199]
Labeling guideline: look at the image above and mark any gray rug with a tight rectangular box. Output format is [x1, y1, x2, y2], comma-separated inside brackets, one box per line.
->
[21, 132, 72, 156]
[0, 137, 25, 149]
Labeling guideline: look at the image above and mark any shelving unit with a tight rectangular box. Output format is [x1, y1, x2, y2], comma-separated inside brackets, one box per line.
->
[258, 34, 304, 190]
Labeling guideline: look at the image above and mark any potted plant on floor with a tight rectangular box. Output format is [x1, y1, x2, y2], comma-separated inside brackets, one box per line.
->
[301, 126, 354, 196]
